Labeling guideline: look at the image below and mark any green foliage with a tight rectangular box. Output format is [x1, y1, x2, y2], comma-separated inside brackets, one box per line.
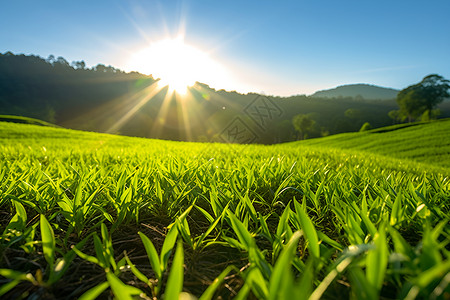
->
[359, 122, 372, 131]
[388, 109, 403, 123]
[292, 113, 316, 140]
[106, 272, 143, 300]
[419, 109, 441, 122]
[345, 108, 363, 120]
[0, 122, 449, 299]
[164, 241, 184, 299]
[396, 74, 450, 122]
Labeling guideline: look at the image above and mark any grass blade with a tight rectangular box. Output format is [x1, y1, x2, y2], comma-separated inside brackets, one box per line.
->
[0, 269, 35, 297]
[106, 272, 143, 300]
[245, 267, 269, 299]
[124, 253, 149, 285]
[294, 200, 320, 258]
[199, 266, 237, 300]
[164, 240, 184, 300]
[366, 225, 388, 293]
[227, 211, 253, 250]
[360, 195, 377, 237]
[40, 214, 55, 266]
[93, 234, 107, 268]
[4, 200, 27, 233]
[49, 233, 91, 284]
[269, 231, 301, 300]
[348, 268, 377, 300]
[78, 282, 109, 300]
[138, 231, 161, 280]
[0, 279, 21, 297]
[160, 225, 179, 271]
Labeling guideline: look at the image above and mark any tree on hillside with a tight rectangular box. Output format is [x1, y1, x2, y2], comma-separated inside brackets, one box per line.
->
[359, 122, 372, 132]
[388, 110, 402, 124]
[420, 108, 441, 122]
[344, 108, 363, 120]
[396, 74, 450, 122]
[292, 114, 315, 140]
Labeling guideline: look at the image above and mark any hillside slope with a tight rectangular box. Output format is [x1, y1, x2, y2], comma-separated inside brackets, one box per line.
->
[295, 119, 450, 169]
[0, 114, 59, 127]
[1, 120, 448, 176]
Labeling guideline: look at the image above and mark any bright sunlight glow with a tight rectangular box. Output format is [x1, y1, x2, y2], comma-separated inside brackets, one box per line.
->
[127, 37, 229, 94]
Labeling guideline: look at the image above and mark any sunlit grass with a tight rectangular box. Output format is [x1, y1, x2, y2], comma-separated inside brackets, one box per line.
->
[0, 121, 449, 299]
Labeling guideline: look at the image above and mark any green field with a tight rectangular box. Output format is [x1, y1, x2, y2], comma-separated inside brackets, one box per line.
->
[296, 118, 450, 169]
[1, 121, 449, 299]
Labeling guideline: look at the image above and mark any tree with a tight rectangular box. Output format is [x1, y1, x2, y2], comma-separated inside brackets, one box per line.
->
[359, 122, 372, 132]
[388, 110, 403, 124]
[46, 54, 56, 64]
[55, 56, 70, 67]
[344, 108, 362, 120]
[71, 60, 86, 70]
[95, 64, 107, 72]
[419, 108, 440, 122]
[396, 74, 450, 122]
[292, 114, 315, 140]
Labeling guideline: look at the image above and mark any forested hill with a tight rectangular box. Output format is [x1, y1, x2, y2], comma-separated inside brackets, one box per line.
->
[1, 52, 449, 143]
[0, 52, 156, 124]
[311, 84, 399, 100]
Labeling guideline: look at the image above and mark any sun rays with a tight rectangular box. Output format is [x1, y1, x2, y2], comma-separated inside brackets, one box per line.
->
[127, 36, 229, 95]
[106, 29, 235, 140]
[97, 79, 220, 142]
[97, 12, 247, 140]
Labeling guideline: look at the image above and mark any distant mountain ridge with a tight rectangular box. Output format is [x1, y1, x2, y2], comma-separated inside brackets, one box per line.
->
[311, 84, 399, 100]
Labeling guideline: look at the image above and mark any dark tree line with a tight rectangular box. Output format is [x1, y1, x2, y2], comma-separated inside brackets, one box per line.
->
[0, 52, 156, 124]
[2, 52, 449, 143]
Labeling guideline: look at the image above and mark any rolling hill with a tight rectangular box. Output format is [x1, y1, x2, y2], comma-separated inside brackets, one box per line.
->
[310, 84, 399, 100]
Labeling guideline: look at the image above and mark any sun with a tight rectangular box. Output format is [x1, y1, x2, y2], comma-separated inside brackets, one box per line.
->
[127, 37, 225, 94]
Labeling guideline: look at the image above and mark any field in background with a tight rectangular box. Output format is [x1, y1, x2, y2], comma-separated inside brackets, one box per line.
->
[296, 118, 450, 169]
[0, 121, 449, 299]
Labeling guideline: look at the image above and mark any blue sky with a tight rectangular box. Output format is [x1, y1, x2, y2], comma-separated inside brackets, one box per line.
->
[1, 0, 449, 96]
